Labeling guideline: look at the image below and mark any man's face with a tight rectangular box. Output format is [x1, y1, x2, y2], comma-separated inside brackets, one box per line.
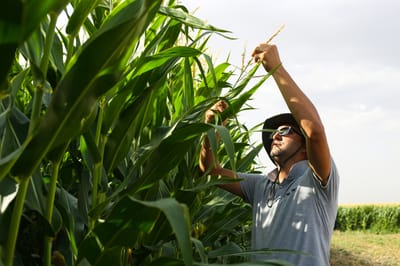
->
[269, 124, 305, 163]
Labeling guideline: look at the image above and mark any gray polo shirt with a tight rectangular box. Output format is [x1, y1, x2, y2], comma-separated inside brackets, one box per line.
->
[239, 160, 339, 266]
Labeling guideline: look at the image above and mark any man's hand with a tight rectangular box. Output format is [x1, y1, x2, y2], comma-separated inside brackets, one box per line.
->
[205, 100, 228, 124]
[251, 44, 282, 72]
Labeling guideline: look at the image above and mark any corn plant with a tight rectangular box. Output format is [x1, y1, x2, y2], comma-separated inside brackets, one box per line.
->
[335, 204, 400, 233]
[0, 0, 277, 265]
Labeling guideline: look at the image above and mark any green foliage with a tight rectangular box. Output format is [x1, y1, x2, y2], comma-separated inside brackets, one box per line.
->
[334, 204, 400, 233]
[0, 0, 282, 265]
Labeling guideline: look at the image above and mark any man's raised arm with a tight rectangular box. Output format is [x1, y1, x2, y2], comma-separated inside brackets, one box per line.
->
[252, 44, 331, 185]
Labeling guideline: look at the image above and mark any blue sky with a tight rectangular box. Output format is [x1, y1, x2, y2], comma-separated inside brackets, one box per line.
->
[181, 0, 400, 204]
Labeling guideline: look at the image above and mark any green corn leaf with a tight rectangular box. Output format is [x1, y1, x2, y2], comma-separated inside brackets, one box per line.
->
[230, 63, 262, 97]
[137, 123, 210, 187]
[203, 203, 250, 243]
[237, 144, 263, 172]
[24, 171, 47, 214]
[197, 62, 232, 98]
[147, 257, 185, 266]
[158, 6, 230, 34]
[211, 124, 236, 172]
[205, 128, 218, 164]
[0, 106, 30, 181]
[207, 242, 243, 258]
[0, 0, 69, 84]
[103, 86, 155, 173]
[81, 131, 101, 166]
[185, 177, 242, 192]
[20, 29, 43, 68]
[183, 57, 194, 111]
[82, 197, 193, 266]
[21, 0, 69, 40]
[103, 47, 201, 172]
[56, 187, 82, 257]
[133, 46, 201, 77]
[66, 0, 103, 36]
[202, 53, 219, 96]
[191, 237, 207, 263]
[11, 0, 163, 178]
[221, 69, 271, 123]
[51, 28, 66, 73]
[134, 198, 193, 266]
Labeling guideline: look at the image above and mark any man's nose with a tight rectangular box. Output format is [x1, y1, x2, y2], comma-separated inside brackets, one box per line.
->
[271, 131, 282, 140]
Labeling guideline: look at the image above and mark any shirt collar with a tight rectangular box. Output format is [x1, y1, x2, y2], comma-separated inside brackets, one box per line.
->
[267, 160, 308, 182]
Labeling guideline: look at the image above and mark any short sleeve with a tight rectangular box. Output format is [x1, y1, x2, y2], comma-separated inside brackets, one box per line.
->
[239, 172, 265, 204]
[324, 158, 340, 202]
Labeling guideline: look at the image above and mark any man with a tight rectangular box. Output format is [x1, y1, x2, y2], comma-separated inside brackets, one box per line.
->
[199, 43, 339, 265]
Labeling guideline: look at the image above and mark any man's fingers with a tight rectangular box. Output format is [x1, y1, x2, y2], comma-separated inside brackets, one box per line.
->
[253, 55, 262, 63]
[205, 100, 228, 123]
[252, 43, 274, 56]
[211, 100, 227, 113]
[215, 100, 227, 111]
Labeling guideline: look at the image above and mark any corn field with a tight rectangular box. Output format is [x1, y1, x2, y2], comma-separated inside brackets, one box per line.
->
[0, 0, 277, 265]
[335, 204, 400, 233]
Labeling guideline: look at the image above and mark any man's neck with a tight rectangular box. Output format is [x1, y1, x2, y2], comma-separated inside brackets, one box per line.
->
[277, 159, 306, 183]
[277, 169, 290, 183]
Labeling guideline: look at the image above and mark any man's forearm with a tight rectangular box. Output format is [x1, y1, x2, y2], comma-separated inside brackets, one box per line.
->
[272, 66, 323, 134]
[272, 65, 331, 182]
[199, 135, 218, 173]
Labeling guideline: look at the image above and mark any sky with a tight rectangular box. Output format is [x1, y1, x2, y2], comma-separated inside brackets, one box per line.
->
[180, 0, 400, 204]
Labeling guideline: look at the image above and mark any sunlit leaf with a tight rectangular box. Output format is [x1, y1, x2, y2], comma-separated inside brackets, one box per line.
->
[12, 0, 163, 178]
[66, 0, 103, 36]
[211, 124, 236, 172]
[159, 6, 231, 35]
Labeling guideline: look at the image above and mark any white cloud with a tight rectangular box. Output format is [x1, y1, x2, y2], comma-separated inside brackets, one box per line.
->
[296, 63, 400, 93]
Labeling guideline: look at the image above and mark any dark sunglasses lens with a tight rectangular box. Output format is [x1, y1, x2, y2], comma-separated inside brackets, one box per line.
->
[269, 127, 291, 138]
[280, 127, 291, 135]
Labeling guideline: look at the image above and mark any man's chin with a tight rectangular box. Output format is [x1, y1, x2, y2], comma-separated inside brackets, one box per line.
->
[270, 149, 281, 157]
[270, 153, 280, 161]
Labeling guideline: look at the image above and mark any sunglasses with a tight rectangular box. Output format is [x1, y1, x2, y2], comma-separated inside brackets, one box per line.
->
[269, 126, 300, 139]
